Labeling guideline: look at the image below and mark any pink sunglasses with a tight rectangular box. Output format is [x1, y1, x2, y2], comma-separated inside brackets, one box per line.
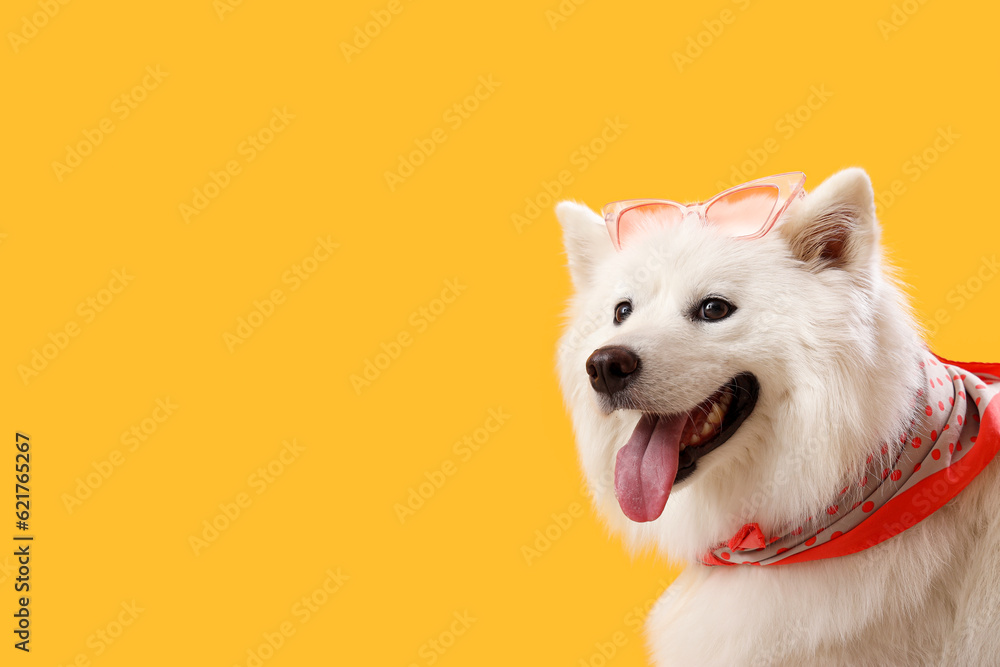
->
[601, 172, 807, 250]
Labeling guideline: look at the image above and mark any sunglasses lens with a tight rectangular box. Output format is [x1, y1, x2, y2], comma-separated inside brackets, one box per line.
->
[617, 203, 684, 246]
[705, 185, 779, 237]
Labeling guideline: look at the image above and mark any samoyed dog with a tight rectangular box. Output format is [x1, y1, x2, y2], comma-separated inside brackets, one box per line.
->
[555, 168, 1000, 666]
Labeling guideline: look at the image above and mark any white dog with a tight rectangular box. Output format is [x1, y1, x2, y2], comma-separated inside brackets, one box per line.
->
[556, 168, 1000, 666]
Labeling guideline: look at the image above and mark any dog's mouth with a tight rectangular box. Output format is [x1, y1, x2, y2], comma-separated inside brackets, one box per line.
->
[614, 372, 759, 523]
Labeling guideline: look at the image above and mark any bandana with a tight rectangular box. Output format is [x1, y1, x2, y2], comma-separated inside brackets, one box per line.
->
[702, 349, 1000, 566]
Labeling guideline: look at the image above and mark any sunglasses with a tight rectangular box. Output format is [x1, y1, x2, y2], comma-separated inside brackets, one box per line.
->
[601, 172, 807, 251]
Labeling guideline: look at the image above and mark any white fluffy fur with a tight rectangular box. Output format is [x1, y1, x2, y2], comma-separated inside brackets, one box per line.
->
[556, 168, 1000, 666]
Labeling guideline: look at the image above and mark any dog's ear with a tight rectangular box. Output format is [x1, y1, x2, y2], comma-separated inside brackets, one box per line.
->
[777, 168, 880, 273]
[556, 201, 613, 287]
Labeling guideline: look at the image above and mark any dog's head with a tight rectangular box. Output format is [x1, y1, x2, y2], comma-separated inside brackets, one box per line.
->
[556, 168, 924, 562]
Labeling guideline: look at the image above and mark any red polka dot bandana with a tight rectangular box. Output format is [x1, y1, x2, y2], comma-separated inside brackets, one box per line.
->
[702, 350, 1000, 566]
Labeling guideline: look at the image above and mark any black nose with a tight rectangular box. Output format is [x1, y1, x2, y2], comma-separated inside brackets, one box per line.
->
[586, 346, 640, 395]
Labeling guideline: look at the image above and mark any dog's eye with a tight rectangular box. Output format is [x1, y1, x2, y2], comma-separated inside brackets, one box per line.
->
[698, 298, 734, 321]
[614, 301, 633, 324]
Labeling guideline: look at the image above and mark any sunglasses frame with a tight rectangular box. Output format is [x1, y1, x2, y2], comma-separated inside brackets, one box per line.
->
[601, 171, 807, 250]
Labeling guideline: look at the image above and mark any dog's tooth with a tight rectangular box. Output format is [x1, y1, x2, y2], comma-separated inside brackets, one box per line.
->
[688, 432, 702, 446]
[709, 403, 724, 424]
[700, 421, 714, 437]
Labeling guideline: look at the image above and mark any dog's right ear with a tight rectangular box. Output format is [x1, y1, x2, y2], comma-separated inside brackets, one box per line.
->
[556, 201, 613, 288]
[777, 168, 880, 274]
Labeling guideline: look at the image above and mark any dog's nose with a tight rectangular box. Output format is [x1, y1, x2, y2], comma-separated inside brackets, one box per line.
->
[586, 346, 640, 395]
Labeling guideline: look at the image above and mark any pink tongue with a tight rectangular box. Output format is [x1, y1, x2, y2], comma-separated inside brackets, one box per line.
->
[614, 413, 686, 522]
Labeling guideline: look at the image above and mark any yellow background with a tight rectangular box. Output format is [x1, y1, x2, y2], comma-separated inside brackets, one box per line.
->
[2, 0, 998, 665]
